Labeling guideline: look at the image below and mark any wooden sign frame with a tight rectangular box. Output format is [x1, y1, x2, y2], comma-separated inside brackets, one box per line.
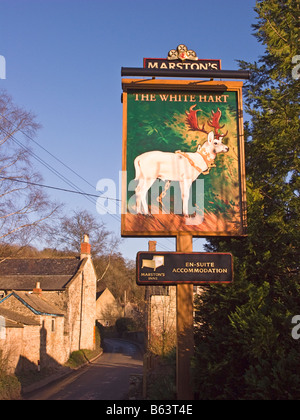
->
[121, 79, 247, 238]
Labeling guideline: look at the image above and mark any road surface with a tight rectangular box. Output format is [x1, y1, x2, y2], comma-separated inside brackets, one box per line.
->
[24, 338, 143, 400]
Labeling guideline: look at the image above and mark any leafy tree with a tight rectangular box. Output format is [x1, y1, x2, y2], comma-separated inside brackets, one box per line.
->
[193, 0, 300, 400]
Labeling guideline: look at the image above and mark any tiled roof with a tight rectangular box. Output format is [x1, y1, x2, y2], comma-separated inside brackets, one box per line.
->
[0, 306, 39, 326]
[0, 257, 83, 291]
[16, 291, 64, 315]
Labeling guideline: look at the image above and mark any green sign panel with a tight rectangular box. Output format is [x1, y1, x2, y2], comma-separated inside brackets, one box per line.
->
[122, 79, 247, 237]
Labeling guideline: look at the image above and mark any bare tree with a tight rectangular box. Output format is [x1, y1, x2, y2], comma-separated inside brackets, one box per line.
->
[0, 90, 59, 254]
[46, 209, 119, 257]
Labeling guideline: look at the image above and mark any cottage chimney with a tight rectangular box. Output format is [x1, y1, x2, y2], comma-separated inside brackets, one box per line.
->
[148, 241, 157, 252]
[81, 234, 91, 259]
[33, 282, 42, 295]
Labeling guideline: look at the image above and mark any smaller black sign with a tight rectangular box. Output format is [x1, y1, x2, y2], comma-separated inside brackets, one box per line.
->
[136, 252, 233, 285]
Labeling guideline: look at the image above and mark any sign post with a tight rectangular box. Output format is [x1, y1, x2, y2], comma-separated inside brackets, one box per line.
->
[176, 233, 194, 400]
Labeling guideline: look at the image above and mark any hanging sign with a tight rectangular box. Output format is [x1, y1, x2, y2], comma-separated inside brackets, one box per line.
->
[121, 45, 247, 238]
[121, 79, 247, 237]
[136, 252, 233, 285]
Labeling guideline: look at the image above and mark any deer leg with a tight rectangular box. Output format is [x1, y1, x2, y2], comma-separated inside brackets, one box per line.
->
[141, 178, 156, 214]
[179, 180, 192, 216]
[135, 180, 144, 214]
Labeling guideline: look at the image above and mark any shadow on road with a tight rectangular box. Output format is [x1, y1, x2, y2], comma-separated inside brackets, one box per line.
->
[24, 338, 144, 400]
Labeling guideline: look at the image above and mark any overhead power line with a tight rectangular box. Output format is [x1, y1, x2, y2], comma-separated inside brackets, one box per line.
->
[0, 175, 121, 201]
[0, 120, 122, 222]
[0, 112, 97, 191]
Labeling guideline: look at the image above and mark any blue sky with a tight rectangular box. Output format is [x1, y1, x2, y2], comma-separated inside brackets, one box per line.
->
[0, 0, 264, 260]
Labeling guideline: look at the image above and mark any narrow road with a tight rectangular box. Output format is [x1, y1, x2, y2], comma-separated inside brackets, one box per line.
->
[25, 338, 143, 400]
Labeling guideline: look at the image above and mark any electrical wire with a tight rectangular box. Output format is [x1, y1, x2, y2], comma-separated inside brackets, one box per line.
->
[0, 112, 99, 192]
[0, 175, 121, 200]
[0, 112, 123, 215]
[0, 124, 122, 222]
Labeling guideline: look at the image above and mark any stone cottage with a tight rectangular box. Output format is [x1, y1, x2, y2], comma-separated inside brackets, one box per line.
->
[96, 286, 121, 327]
[0, 235, 97, 374]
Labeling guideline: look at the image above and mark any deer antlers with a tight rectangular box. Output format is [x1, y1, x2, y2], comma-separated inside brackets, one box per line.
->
[186, 105, 228, 139]
[208, 108, 228, 138]
[185, 105, 208, 133]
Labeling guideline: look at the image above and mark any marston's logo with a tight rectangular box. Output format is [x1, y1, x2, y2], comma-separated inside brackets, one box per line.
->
[168, 44, 198, 61]
[144, 44, 221, 71]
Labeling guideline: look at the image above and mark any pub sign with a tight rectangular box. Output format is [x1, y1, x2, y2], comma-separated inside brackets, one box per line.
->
[121, 48, 247, 238]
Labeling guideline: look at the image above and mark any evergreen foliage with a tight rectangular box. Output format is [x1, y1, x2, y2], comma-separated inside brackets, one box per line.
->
[193, 0, 300, 400]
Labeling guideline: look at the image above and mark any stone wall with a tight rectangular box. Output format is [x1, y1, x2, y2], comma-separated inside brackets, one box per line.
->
[0, 326, 24, 374]
[148, 286, 176, 355]
[66, 258, 96, 353]
[0, 254, 97, 373]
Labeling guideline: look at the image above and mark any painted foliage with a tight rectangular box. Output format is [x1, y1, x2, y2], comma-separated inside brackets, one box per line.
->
[122, 81, 246, 237]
